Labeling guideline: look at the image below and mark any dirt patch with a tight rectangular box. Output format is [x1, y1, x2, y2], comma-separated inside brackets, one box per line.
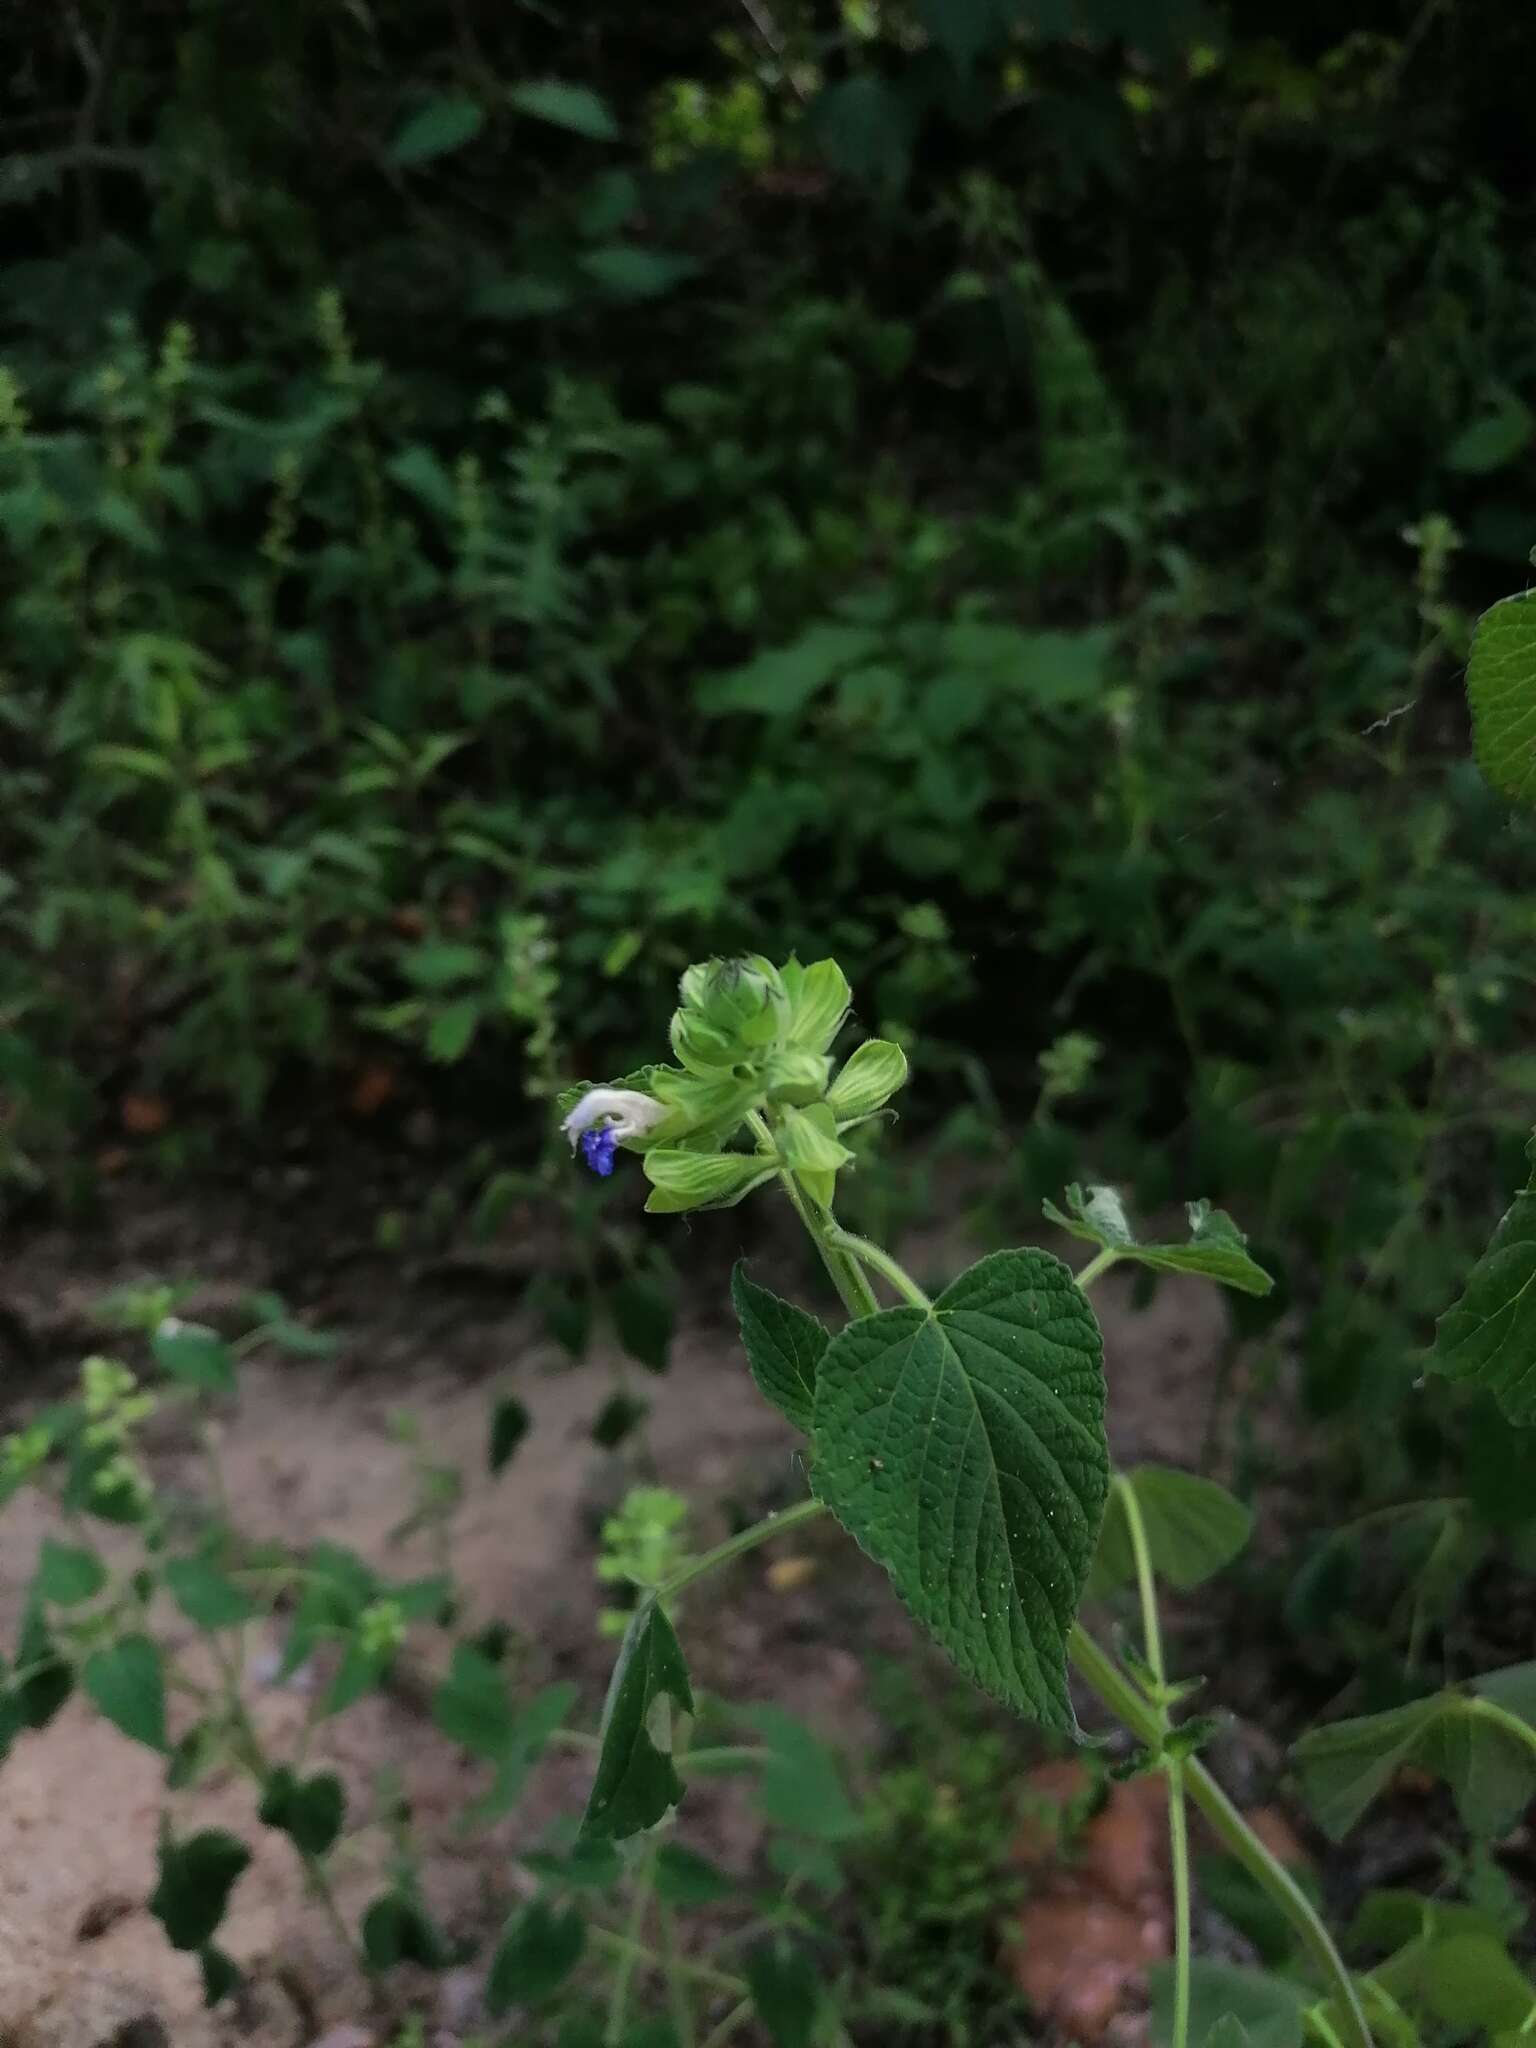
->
[0, 1180, 1248, 2043]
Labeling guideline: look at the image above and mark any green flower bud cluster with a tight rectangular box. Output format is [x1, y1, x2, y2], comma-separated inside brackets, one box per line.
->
[562, 954, 909, 1217]
[81, 1355, 158, 1446]
[357, 1598, 408, 1659]
[78, 1355, 158, 1517]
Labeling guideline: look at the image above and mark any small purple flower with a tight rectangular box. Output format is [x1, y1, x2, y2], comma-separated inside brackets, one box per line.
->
[580, 1125, 619, 1177]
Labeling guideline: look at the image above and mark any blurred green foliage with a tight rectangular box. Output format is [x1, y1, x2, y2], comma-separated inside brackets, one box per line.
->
[3, 2, 1536, 1530]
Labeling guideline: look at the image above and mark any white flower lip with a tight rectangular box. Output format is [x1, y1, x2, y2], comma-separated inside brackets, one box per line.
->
[560, 1087, 668, 1149]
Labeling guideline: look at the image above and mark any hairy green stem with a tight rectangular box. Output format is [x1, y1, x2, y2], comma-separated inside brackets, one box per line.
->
[1118, 1473, 1190, 2048]
[661, 1496, 828, 1600]
[606, 1843, 657, 2043]
[1074, 1247, 1121, 1290]
[699, 1996, 755, 2048]
[589, 1927, 747, 1999]
[1069, 1626, 1371, 2047]
[659, 1896, 696, 2048]
[826, 1229, 932, 1310]
[749, 1111, 878, 1318]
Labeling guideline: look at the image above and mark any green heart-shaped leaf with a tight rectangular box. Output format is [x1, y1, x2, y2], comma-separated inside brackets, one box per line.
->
[811, 1248, 1109, 1732]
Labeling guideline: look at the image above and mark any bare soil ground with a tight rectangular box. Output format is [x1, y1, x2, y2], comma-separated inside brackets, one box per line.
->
[0, 1172, 1269, 2047]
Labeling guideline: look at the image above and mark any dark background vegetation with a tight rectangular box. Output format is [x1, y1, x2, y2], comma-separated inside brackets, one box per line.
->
[4, 0, 1536, 1634]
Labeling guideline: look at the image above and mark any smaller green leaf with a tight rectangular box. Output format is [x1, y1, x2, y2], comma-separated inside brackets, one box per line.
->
[509, 80, 619, 140]
[323, 1639, 393, 1716]
[826, 1038, 908, 1122]
[1445, 391, 1534, 474]
[746, 1936, 820, 2048]
[1294, 1681, 1536, 1842]
[258, 1767, 345, 1857]
[361, 1890, 449, 1971]
[151, 1318, 236, 1391]
[198, 1944, 241, 2007]
[1044, 1186, 1274, 1296]
[1089, 1467, 1253, 1597]
[739, 1704, 859, 1841]
[1202, 2022, 1253, 2048]
[654, 1842, 736, 1907]
[390, 95, 485, 166]
[643, 1150, 775, 1215]
[579, 246, 695, 300]
[427, 997, 480, 1063]
[469, 1681, 577, 1823]
[400, 940, 485, 989]
[433, 1644, 515, 1761]
[488, 1394, 529, 1474]
[165, 1557, 259, 1631]
[486, 1899, 587, 2012]
[612, 1271, 674, 1375]
[150, 1828, 251, 1950]
[1422, 1932, 1536, 2029]
[84, 1634, 168, 1752]
[512, 79, 618, 139]
[279, 1541, 376, 1677]
[14, 1599, 71, 1728]
[1149, 1959, 1307, 2048]
[36, 1537, 107, 1606]
[731, 1264, 828, 1434]
[917, 0, 1018, 71]
[591, 1392, 648, 1448]
[166, 1721, 217, 1791]
[578, 1596, 693, 1842]
[1292, 1699, 1440, 1840]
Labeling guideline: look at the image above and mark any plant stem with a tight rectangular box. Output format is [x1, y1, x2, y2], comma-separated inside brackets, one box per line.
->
[1069, 1625, 1371, 2048]
[1119, 1473, 1188, 2048]
[659, 1896, 696, 2048]
[1074, 1247, 1120, 1291]
[606, 1843, 657, 2044]
[749, 1111, 878, 1318]
[699, 1996, 755, 2048]
[660, 1496, 828, 1601]
[826, 1229, 932, 1310]
[680, 1744, 766, 1776]
[589, 1927, 747, 1998]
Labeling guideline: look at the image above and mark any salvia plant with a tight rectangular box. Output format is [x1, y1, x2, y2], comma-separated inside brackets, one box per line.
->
[3, 584, 1536, 2044]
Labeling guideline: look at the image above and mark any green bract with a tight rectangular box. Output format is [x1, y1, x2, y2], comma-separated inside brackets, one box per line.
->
[643, 1149, 776, 1214]
[826, 1038, 908, 1123]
